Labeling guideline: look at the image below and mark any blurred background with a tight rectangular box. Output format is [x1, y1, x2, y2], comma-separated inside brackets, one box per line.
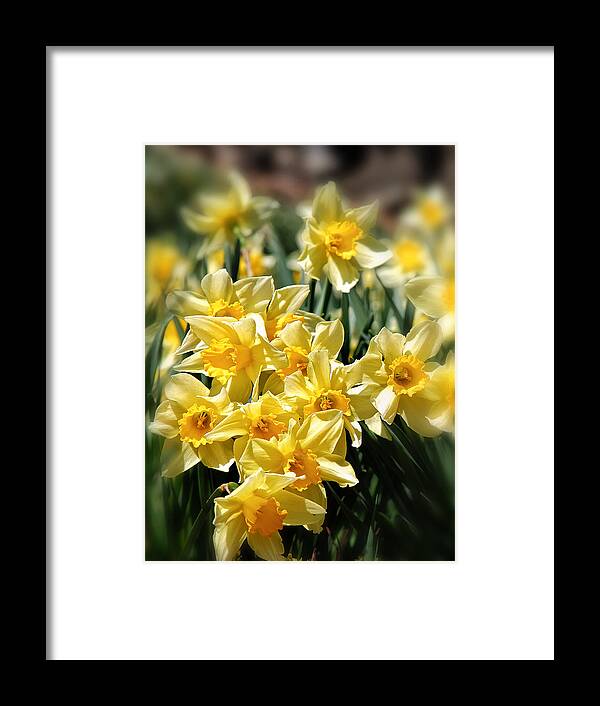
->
[146, 144, 454, 244]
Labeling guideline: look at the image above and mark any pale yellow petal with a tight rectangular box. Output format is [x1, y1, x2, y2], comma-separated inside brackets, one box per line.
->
[373, 327, 406, 361]
[198, 440, 235, 472]
[164, 373, 210, 409]
[316, 452, 358, 487]
[278, 320, 311, 351]
[247, 531, 284, 561]
[185, 316, 237, 346]
[166, 290, 210, 317]
[404, 320, 443, 361]
[374, 385, 400, 424]
[234, 276, 274, 313]
[148, 400, 179, 438]
[161, 439, 199, 478]
[353, 235, 392, 269]
[213, 511, 247, 561]
[239, 439, 285, 475]
[326, 255, 359, 293]
[201, 269, 235, 304]
[268, 285, 310, 318]
[204, 409, 250, 442]
[345, 200, 379, 231]
[399, 396, 442, 438]
[312, 319, 343, 358]
[405, 276, 448, 318]
[312, 181, 343, 223]
[276, 489, 327, 526]
[307, 349, 331, 390]
[296, 409, 344, 455]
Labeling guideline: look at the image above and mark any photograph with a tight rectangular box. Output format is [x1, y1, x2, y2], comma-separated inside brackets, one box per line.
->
[145, 145, 455, 561]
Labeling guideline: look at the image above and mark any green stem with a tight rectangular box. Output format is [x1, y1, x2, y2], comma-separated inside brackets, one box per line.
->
[317, 279, 333, 318]
[180, 483, 230, 560]
[226, 238, 242, 281]
[375, 271, 404, 330]
[308, 278, 317, 312]
[340, 293, 350, 363]
[403, 299, 415, 334]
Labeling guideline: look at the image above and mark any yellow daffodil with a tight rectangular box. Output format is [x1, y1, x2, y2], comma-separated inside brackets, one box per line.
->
[182, 171, 277, 254]
[434, 225, 455, 279]
[149, 373, 236, 476]
[167, 269, 274, 355]
[361, 323, 445, 437]
[405, 274, 455, 341]
[237, 410, 356, 532]
[282, 349, 379, 448]
[146, 239, 191, 308]
[377, 232, 436, 289]
[238, 410, 356, 488]
[213, 470, 326, 560]
[401, 185, 453, 234]
[260, 319, 344, 396]
[203, 391, 295, 459]
[173, 316, 281, 403]
[418, 351, 455, 435]
[298, 181, 391, 292]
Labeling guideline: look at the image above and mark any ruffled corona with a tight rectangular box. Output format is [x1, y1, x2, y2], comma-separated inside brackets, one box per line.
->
[178, 404, 216, 447]
[387, 355, 427, 397]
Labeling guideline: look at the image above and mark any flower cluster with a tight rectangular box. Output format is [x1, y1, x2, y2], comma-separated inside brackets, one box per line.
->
[148, 174, 455, 561]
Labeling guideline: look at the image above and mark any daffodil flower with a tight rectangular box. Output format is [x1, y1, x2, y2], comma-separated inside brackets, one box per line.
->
[262, 283, 322, 341]
[377, 232, 436, 289]
[213, 470, 326, 561]
[236, 410, 357, 533]
[146, 240, 192, 309]
[405, 274, 455, 341]
[361, 323, 445, 437]
[400, 185, 452, 235]
[148, 373, 236, 476]
[182, 171, 277, 254]
[173, 316, 281, 403]
[167, 269, 275, 355]
[203, 391, 295, 458]
[282, 349, 379, 447]
[260, 319, 344, 396]
[418, 351, 455, 435]
[298, 181, 391, 292]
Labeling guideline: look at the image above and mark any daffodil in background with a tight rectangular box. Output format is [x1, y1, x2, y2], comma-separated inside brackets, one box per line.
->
[182, 171, 277, 255]
[207, 235, 275, 277]
[361, 322, 446, 437]
[298, 181, 391, 292]
[145, 239, 192, 310]
[377, 230, 436, 289]
[213, 470, 326, 560]
[149, 373, 236, 476]
[400, 185, 453, 235]
[405, 274, 455, 341]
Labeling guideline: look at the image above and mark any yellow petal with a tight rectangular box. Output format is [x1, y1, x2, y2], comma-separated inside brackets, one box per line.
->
[312, 319, 343, 358]
[405, 276, 448, 318]
[161, 439, 199, 478]
[373, 327, 406, 361]
[276, 489, 327, 525]
[213, 511, 247, 561]
[312, 181, 343, 223]
[404, 320, 443, 361]
[164, 373, 210, 409]
[399, 396, 442, 438]
[268, 285, 310, 318]
[148, 400, 179, 438]
[247, 531, 284, 561]
[198, 440, 235, 472]
[234, 276, 274, 313]
[239, 439, 285, 475]
[307, 349, 331, 390]
[326, 255, 359, 293]
[166, 290, 210, 317]
[204, 409, 250, 442]
[316, 452, 358, 487]
[296, 409, 344, 455]
[374, 385, 400, 424]
[185, 316, 237, 346]
[353, 235, 392, 269]
[201, 269, 235, 304]
[345, 200, 379, 231]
